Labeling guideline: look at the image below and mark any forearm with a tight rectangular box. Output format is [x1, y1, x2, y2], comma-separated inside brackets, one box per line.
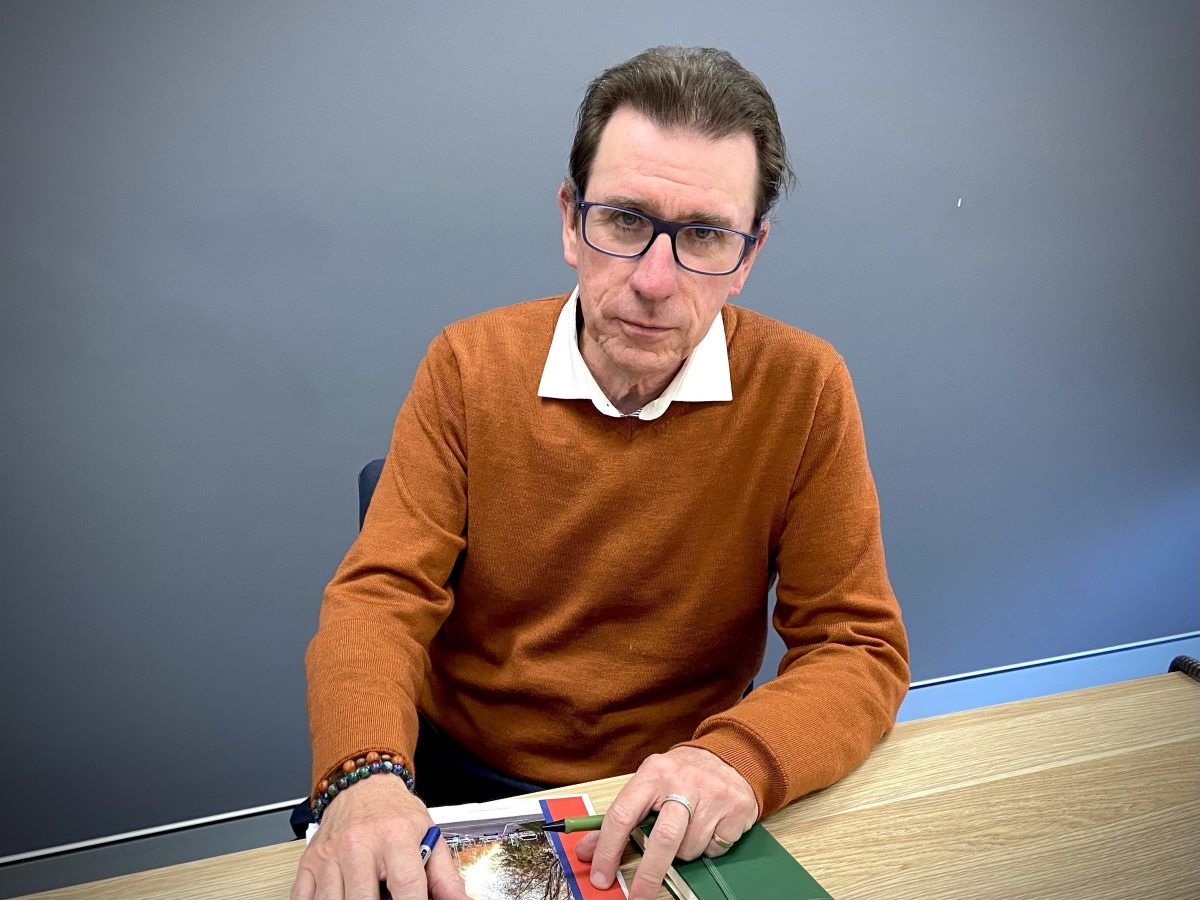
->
[305, 611, 432, 796]
[682, 620, 908, 816]
[305, 333, 469, 796]
[683, 357, 909, 816]
[306, 504, 464, 793]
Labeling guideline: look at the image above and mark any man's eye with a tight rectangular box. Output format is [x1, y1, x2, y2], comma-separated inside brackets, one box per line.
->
[686, 226, 731, 246]
[614, 212, 643, 228]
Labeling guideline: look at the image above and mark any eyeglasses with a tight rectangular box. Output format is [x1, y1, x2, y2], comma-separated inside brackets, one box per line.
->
[576, 201, 758, 276]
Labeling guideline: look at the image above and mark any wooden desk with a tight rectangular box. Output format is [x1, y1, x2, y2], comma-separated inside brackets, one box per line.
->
[20, 673, 1199, 900]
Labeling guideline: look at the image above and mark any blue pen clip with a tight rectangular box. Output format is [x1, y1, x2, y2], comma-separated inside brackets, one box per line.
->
[420, 825, 441, 865]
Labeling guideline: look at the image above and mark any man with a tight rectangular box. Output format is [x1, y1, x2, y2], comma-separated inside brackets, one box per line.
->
[293, 47, 908, 900]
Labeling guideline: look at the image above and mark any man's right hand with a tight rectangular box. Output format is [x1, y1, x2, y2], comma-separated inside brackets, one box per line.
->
[290, 773, 471, 900]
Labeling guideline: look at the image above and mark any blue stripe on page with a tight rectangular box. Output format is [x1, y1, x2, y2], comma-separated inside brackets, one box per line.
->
[541, 798, 586, 900]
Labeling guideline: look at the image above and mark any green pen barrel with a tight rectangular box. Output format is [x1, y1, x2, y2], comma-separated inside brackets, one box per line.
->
[562, 813, 659, 833]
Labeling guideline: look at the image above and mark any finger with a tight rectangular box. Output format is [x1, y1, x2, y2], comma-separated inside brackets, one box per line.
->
[589, 789, 657, 889]
[342, 840, 386, 900]
[315, 856, 345, 900]
[678, 805, 735, 861]
[702, 812, 746, 858]
[663, 792, 714, 861]
[676, 818, 717, 861]
[574, 830, 599, 862]
[629, 802, 690, 900]
[380, 838, 441, 900]
[424, 841, 471, 900]
[381, 866, 428, 900]
[289, 863, 315, 900]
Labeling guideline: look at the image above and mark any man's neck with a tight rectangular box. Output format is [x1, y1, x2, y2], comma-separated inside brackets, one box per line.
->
[593, 365, 679, 415]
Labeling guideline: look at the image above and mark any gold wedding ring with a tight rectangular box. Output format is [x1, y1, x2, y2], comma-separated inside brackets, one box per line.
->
[711, 832, 735, 850]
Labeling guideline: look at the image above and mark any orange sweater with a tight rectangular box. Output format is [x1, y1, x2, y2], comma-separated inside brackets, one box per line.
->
[306, 294, 908, 817]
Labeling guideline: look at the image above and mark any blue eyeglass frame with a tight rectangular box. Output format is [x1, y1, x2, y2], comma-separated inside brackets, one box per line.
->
[576, 200, 759, 276]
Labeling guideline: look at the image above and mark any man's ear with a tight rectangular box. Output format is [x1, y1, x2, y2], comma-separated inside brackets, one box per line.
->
[558, 181, 579, 270]
[727, 218, 770, 298]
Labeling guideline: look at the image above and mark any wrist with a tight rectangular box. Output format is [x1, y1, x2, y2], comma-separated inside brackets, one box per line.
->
[311, 751, 415, 822]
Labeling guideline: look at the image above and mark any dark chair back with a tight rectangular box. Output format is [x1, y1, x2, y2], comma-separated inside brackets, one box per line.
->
[358, 458, 386, 528]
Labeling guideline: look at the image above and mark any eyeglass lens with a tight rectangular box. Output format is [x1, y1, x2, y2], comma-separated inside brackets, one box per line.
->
[584, 206, 744, 275]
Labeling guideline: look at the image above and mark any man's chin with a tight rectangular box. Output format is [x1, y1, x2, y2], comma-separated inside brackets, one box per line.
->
[609, 344, 683, 380]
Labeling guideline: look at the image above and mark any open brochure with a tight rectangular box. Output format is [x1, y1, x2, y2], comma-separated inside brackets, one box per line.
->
[307, 793, 628, 900]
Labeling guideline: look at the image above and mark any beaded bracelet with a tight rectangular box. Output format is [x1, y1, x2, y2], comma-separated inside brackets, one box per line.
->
[311, 751, 415, 822]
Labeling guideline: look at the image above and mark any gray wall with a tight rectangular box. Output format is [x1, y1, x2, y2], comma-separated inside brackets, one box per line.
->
[2, 0, 1196, 859]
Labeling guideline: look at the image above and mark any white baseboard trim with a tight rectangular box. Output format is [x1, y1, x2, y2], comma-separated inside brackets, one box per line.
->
[0, 797, 303, 866]
[899, 631, 1199, 722]
[909, 631, 1199, 688]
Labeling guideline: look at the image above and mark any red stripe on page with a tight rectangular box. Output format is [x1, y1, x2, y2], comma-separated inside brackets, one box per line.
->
[543, 796, 626, 899]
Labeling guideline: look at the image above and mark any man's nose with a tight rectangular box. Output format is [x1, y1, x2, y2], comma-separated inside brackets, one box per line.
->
[629, 233, 678, 300]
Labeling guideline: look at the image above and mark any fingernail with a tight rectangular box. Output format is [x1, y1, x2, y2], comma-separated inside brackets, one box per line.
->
[590, 871, 609, 888]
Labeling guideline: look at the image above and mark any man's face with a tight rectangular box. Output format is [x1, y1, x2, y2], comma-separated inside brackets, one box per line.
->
[559, 107, 768, 387]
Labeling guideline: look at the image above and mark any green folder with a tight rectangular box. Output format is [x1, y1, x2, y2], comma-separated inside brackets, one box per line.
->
[632, 822, 832, 900]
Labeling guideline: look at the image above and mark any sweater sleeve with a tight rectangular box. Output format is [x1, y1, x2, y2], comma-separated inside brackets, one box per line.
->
[304, 332, 468, 797]
[682, 358, 910, 817]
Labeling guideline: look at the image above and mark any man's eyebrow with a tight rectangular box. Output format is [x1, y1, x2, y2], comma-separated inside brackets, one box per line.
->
[599, 195, 739, 231]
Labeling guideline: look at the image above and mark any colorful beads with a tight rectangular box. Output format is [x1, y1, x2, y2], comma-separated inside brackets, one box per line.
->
[311, 751, 415, 823]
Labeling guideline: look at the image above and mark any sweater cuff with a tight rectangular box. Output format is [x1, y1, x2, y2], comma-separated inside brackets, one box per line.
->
[677, 719, 789, 818]
[308, 697, 419, 802]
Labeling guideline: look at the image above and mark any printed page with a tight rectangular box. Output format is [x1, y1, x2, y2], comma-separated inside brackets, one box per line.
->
[430, 794, 628, 900]
[305, 792, 627, 899]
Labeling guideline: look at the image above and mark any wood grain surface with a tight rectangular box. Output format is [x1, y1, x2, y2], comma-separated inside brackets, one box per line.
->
[17, 673, 1199, 900]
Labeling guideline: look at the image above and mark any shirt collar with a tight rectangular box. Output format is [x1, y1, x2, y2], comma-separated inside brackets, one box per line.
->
[536, 286, 732, 421]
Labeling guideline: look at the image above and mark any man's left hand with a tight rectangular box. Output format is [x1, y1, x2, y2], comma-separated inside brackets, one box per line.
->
[575, 746, 758, 900]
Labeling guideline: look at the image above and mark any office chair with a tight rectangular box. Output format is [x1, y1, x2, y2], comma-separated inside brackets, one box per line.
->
[358, 458, 386, 528]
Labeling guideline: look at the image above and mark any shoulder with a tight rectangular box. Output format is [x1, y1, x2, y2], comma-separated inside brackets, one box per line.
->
[723, 304, 847, 395]
[722, 306, 868, 446]
[437, 295, 565, 361]
[416, 294, 566, 397]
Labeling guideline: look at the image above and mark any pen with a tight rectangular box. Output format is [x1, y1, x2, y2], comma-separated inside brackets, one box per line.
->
[420, 825, 441, 865]
[518, 813, 659, 834]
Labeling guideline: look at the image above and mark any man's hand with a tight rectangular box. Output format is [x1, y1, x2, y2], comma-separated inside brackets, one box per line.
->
[290, 774, 470, 900]
[575, 747, 758, 900]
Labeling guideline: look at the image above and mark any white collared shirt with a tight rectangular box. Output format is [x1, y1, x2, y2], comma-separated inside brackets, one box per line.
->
[536, 286, 733, 421]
